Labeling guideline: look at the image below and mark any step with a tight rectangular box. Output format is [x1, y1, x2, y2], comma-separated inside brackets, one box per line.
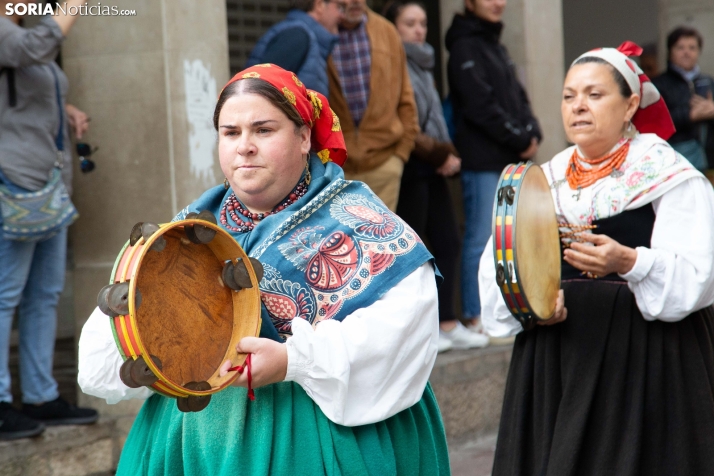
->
[429, 344, 512, 443]
[0, 420, 115, 475]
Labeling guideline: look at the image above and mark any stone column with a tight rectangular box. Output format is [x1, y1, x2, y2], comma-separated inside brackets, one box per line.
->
[659, 0, 714, 74]
[62, 0, 229, 464]
[439, 0, 567, 162]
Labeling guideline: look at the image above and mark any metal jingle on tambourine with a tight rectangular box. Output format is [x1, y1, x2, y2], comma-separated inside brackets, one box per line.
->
[129, 222, 144, 246]
[140, 222, 160, 240]
[504, 186, 515, 205]
[118, 354, 161, 388]
[177, 381, 212, 413]
[119, 358, 141, 388]
[496, 263, 506, 286]
[176, 396, 191, 413]
[249, 258, 264, 282]
[233, 258, 254, 289]
[196, 210, 217, 225]
[140, 222, 166, 252]
[222, 261, 241, 291]
[184, 211, 217, 244]
[520, 315, 537, 331]
[192, 223, 217, 244]
[129, 354, 162, 387]
[97, 284, 119, 317]
[101, 282, 131, 316]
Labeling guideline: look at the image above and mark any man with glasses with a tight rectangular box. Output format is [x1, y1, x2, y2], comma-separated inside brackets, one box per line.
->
[245, 0, 346, 97]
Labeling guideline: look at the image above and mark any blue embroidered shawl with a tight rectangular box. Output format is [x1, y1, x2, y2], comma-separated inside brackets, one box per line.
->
[175, 155, 434, 341]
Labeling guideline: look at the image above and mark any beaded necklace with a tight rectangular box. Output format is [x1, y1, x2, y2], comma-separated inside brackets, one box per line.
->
[219, 178, 309, 233]
[565, 141, 630, 190]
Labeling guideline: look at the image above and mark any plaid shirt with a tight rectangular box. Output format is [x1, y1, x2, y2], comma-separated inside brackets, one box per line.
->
[332, 15, 371, 126]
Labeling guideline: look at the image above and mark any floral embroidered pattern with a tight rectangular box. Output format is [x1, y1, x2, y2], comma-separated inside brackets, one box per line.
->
[306, 231, 360, 292]
[546, 137, 696, 228]
[282, 87, 296, 106]
[330, 194, 403, 240]
[260, 279, 315, 337]
[292, 74, 303, 88]
[331, 109, 341, 132]
[317, 149, 331, 163]
[308, 91, 323, 121]
[242, 72, 260, 79]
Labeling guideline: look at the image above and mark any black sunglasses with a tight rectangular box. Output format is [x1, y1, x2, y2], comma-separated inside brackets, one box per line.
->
[76, 142, 97, 173]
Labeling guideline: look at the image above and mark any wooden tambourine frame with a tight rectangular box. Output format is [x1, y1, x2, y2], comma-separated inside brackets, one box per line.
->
[99, 218, 261, 411]
[492, 162, 561, 330]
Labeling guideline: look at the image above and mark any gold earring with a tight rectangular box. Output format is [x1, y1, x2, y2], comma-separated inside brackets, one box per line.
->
[224, 178, 230, 190]
[304, 154, 311, 186]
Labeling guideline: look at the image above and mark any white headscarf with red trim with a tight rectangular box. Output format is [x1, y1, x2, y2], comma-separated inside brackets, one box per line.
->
[573, 41, 676, 141]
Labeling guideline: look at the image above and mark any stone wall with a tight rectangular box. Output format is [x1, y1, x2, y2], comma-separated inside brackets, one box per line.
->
[59, 0, 230, 466]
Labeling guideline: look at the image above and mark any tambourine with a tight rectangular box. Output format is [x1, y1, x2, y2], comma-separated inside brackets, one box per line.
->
[97, 212, 262, 412]
[492, 162, 560, 330]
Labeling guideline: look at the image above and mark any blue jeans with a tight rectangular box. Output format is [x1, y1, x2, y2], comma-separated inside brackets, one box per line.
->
[460, 170, 500, 319]
[0, 179, 65, 404]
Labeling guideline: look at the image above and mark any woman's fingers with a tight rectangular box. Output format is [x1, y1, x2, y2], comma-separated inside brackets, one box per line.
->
[218, 359, 233, 377]
[229, 337, 288, 389]
[538, 290, 566, 326]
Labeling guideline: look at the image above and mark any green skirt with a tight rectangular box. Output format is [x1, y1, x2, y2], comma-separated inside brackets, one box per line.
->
[116, 382, 450, 476]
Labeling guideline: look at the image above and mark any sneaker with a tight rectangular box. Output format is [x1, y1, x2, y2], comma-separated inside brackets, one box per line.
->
[466, 318, 516, 346]
[22, 396, 98, 426]
[465, 318, 484, 334]
[0, 401, 45, 440]
[440, 322, 489, 350]
[437, 334, 453, 353]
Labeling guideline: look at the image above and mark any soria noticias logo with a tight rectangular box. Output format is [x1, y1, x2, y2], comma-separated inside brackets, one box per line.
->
[5, 2, 137, 16]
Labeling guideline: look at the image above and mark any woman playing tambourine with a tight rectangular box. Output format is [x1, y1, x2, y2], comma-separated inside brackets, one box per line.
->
[79, 65, 449, 476]
[479, 42, 714, 475]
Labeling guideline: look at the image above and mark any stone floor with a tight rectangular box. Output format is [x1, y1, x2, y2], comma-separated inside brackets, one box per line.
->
[449, 433, 497, 476]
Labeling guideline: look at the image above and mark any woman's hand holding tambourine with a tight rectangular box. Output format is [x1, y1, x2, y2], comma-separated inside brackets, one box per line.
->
[538, 289, 567, 326]
[564, 232, 637, 277]
[220, 337, 288, 389]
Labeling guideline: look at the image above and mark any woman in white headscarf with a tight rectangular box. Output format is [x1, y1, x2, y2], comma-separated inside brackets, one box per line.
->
[479, 42, 714, 475]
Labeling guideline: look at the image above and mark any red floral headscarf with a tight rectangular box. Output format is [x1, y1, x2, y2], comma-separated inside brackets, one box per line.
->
[221, 64, 347, 167]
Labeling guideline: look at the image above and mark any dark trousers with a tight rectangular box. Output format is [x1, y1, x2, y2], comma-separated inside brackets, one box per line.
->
[396, 163, 461, 322]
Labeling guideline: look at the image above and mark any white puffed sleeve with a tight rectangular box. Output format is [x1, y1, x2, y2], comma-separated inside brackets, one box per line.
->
[284, 262, 439, 427]
[77, 307, 153, 403]
[478, 236, 524, 337]
[621, 176, 714, 321]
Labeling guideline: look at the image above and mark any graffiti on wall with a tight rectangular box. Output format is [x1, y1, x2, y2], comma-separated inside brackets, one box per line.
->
[184, 59, 218, 183]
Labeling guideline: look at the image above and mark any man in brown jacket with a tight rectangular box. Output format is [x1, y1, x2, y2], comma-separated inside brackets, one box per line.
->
[328, 0, 418, 211]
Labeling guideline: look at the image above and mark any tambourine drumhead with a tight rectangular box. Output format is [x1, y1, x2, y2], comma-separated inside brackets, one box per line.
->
[513, 166, 560, 320]
[111, 220, 261, 396]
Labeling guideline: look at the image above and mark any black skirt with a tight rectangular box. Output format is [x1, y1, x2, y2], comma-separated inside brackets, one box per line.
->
[493, 279, 714, 476]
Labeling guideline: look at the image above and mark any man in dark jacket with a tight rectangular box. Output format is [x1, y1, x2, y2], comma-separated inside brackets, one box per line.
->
[446, 0, 541, 330]
[245, 0, 346, 97]
[652, 26, 714, 170]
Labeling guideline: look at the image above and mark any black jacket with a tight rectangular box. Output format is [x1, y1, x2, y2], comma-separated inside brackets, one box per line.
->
[445, 12, 541, 172]
[652, 65, 714, 149]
